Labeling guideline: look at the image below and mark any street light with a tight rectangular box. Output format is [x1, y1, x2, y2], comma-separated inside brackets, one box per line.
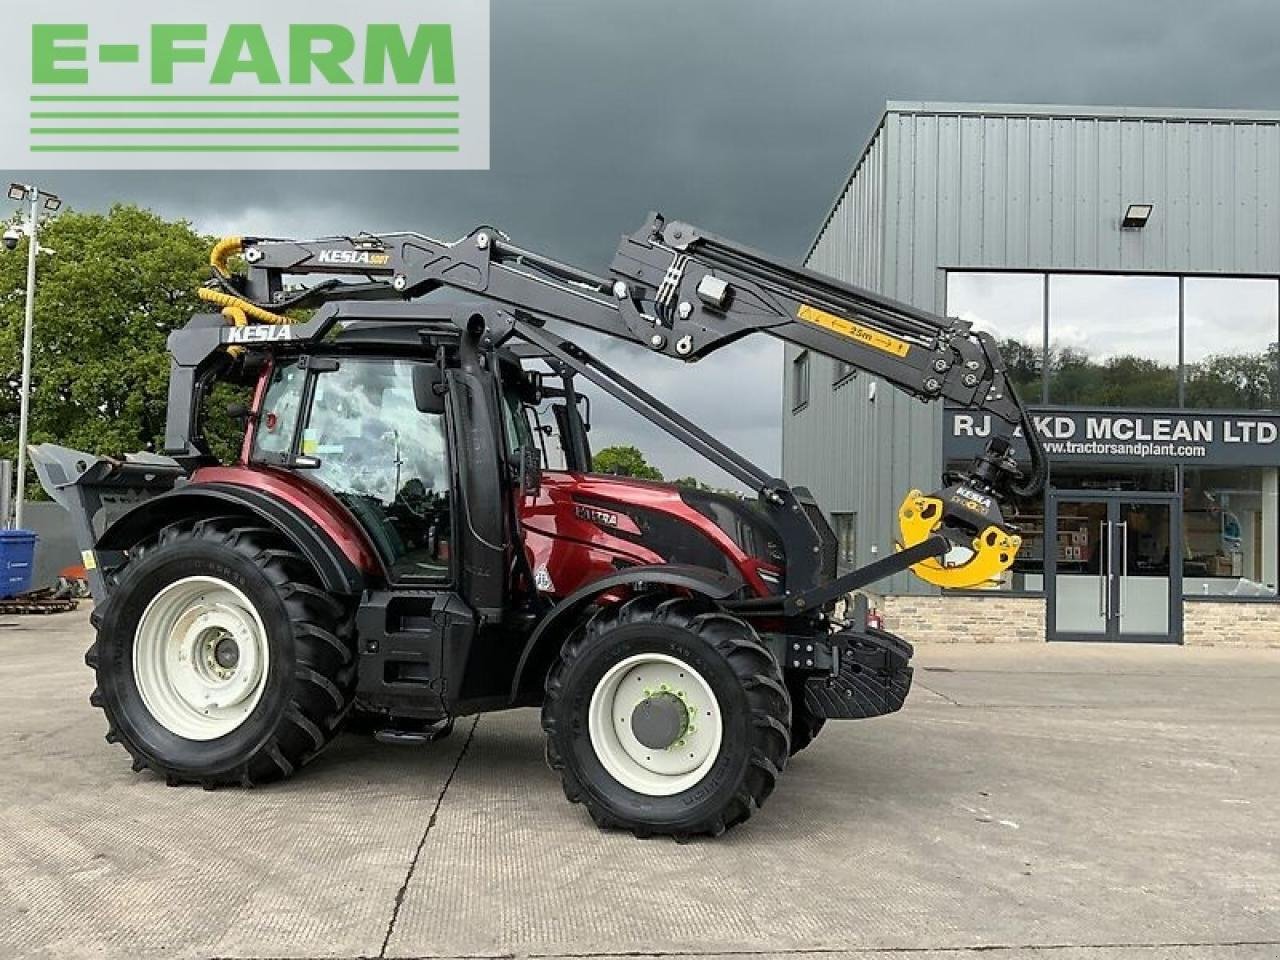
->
[6, 182, 62, 530]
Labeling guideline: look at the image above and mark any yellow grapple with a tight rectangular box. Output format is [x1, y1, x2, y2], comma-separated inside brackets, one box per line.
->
[896, 489, 1022, 589]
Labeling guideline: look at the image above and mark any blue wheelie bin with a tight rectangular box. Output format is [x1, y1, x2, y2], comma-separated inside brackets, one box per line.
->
[0, 530, 38, 599]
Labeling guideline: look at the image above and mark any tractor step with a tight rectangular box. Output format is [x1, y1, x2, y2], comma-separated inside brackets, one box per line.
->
[373, 719, 454, 746]
[801, 626, 913, 721]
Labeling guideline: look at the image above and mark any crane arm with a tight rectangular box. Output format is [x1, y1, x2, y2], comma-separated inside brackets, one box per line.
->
[208, 212, 1046, 589]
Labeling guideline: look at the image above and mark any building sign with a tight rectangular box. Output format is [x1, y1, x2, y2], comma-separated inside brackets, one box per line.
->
[945, 407, 1280, 467]
[2, 0, 490, 170]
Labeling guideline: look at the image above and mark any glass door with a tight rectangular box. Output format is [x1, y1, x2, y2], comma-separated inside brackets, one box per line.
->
[1114, 499, 1174, 640]
[1048, 492, 1180, 643]
[1050, 498, 1110, 638]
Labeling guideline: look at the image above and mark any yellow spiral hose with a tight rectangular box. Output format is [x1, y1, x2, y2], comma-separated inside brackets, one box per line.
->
[197, 286, 292, 326]
[209, 236, 244, 279]
[200, 237, 295, 355]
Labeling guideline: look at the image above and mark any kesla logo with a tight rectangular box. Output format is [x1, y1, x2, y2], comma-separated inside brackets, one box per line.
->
[951, 485, 994, 515]
[955, 486, 992, 509]
[226, 325, 295, 344]
[315, 250, 391, 266]
[4, 0, 490, 171]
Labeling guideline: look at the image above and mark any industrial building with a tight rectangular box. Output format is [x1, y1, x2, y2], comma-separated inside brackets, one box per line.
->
[785, 101, 1280, 643]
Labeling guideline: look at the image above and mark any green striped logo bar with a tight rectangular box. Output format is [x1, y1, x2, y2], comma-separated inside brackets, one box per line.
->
[7, 1, 490, 170]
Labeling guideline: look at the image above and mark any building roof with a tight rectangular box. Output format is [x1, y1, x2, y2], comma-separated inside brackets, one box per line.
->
[806, 100, 1280, 262]
[883, 101, 1280, 123]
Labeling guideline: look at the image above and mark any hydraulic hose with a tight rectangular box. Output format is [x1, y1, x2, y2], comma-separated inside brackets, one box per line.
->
[196, 286, 292, 326]
[200, 237, 294, 328]
[209, 236, 244, 279]
[1006, 378, 1047, 499]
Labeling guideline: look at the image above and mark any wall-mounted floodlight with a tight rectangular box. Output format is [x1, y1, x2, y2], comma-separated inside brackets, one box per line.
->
[42, 195, 62, 212]
[7, 183, 28, 202]
[1122, 203, 1154, 229]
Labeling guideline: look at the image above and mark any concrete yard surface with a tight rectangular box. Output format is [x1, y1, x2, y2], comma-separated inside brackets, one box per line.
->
[1, 607, 1278, 960]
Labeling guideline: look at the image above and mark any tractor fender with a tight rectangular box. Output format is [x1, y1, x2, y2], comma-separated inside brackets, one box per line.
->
[96, 483, 365, 597]
[508, 563, 744, 704]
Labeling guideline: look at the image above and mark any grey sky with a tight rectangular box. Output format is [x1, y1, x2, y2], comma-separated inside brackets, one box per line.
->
[8, 0, 1280, 486]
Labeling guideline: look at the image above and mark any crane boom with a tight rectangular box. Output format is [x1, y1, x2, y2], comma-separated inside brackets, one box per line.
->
[201, 212, 1047, 590]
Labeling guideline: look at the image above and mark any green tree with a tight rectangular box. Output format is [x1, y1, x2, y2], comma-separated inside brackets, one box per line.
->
[593, 444, 663, 481]
[0, 205, 239, 488]
[995, 337, 1042, 401]
[1045, 347, 1178, 407]
[1184, 349, 1279, 409]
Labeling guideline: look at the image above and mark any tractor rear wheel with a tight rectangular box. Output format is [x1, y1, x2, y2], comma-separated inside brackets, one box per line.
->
[87, 517, 355, 787]
[542, 594, 790, 838]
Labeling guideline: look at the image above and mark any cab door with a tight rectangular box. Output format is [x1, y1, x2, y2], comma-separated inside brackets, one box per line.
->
[252, 355, 456, 584]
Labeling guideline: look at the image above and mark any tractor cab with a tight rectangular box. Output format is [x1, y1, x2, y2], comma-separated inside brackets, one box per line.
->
[235, 321, 787, 610]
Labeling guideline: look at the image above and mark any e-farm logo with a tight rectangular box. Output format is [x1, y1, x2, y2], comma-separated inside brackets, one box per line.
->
[1, 0, 490, 170]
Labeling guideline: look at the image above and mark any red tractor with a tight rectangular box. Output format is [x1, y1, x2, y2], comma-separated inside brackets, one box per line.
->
[33, 213, 1044, 837]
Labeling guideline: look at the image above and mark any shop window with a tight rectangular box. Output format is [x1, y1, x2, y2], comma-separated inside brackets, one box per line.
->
[1047, 274, 1179, 407]
[1183, 278, 1280, 410]
[946, 272, 1045, 403]
[942, 463, 1043, 593]
[831, 512, 856, 571]
[792, 351, 810, 411]
[1183, 467, 1278, 598]
[1049, 465, 1176, 493]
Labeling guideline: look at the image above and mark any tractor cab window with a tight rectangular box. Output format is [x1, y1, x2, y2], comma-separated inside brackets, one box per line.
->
[253, 357, 453, 582]
[254, 362, 307, 458]
[501, 375, 536, 461]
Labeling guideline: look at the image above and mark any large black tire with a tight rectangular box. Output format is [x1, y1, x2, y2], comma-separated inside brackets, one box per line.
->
[87, 516, 356, 787]
[542, 594, 790, 838]
[787, 680, 827, 756]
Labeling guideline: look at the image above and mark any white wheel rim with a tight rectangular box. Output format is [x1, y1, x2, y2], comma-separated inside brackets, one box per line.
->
[587, 653, 724, 797]
[132, 576, 270, 741]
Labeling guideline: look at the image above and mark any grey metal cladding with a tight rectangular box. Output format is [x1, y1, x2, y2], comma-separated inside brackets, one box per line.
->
[865, 102, 1280, 279]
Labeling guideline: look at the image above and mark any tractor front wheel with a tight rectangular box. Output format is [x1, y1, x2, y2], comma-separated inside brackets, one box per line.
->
[87, 517, 356, 787]
[542, 594, 790, 838]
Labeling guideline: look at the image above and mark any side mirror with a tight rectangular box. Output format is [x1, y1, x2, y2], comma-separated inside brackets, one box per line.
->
[413, 365, 447, 415]
[225, 401, 253, 428]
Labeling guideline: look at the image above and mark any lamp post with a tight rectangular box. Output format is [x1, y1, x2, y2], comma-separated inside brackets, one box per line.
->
[6, 183, 62, 530]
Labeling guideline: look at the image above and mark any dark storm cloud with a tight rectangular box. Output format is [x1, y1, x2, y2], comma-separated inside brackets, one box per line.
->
[8, 0, 1280, 483]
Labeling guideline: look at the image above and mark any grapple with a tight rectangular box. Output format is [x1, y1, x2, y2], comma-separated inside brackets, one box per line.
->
[897, 483, 1022, 590]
